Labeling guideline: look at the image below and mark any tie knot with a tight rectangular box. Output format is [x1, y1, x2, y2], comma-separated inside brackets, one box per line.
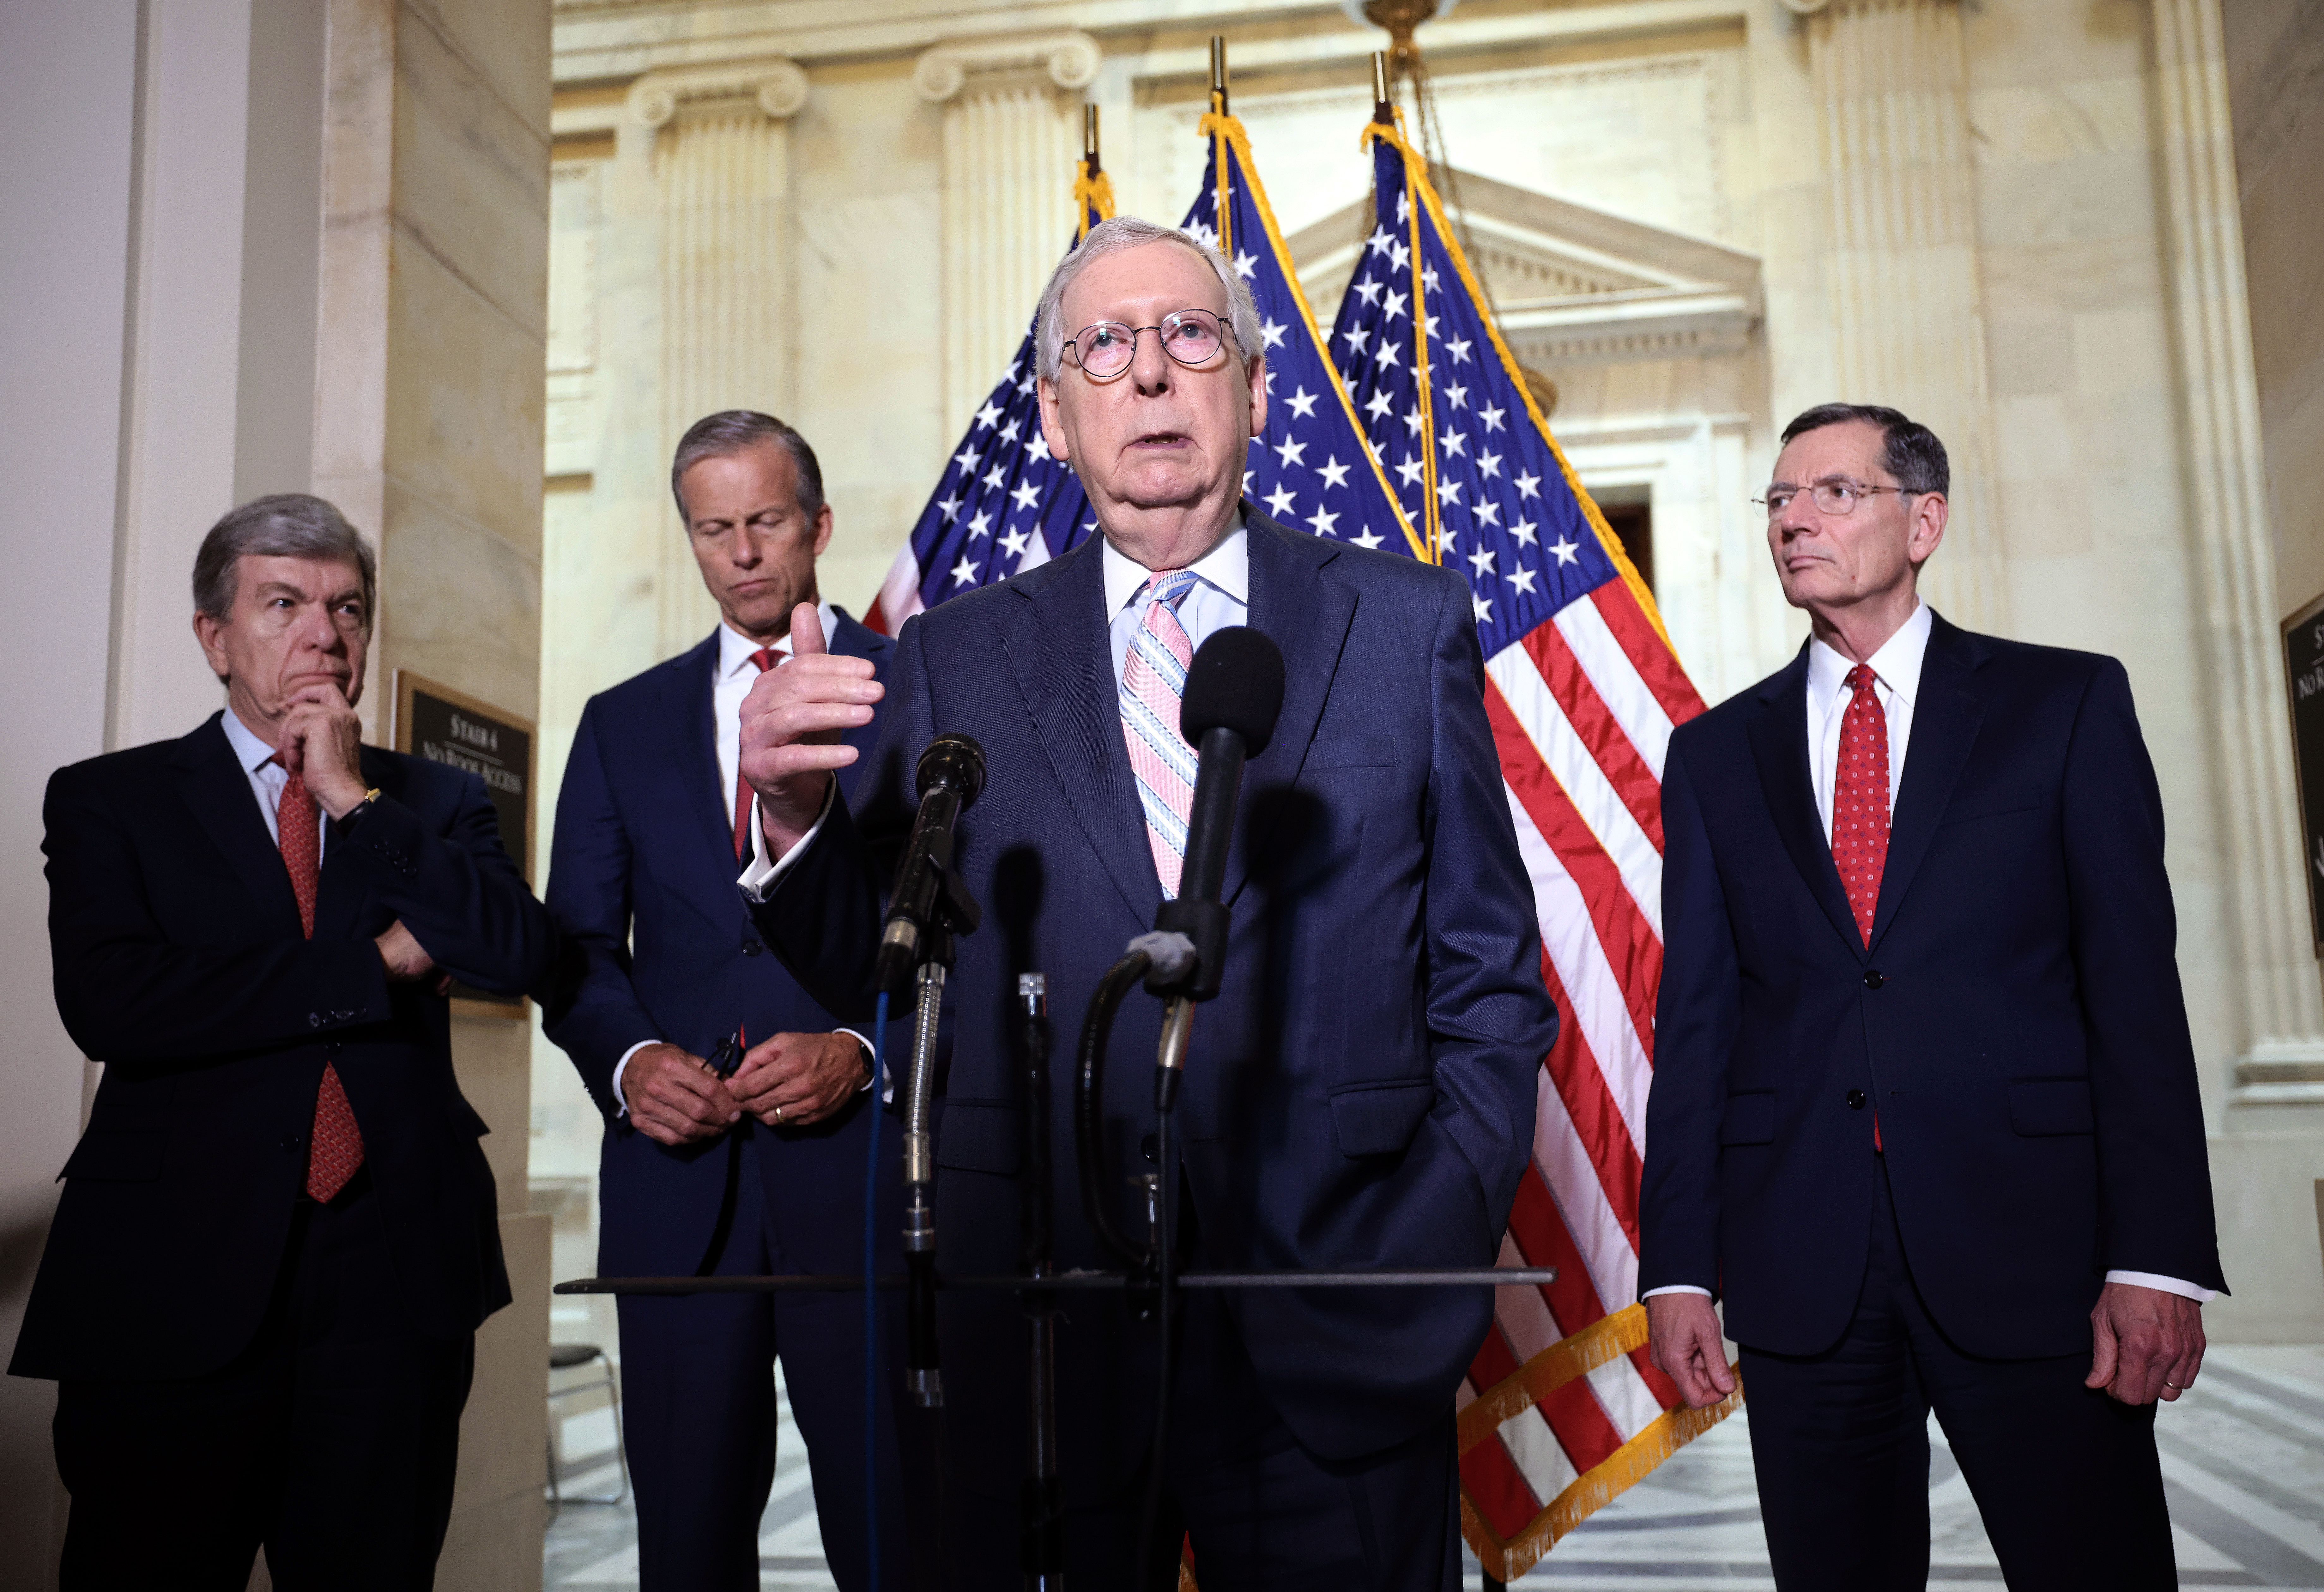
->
[1144, 569, 1200, 612]
[749, 646, 781, 674]
[1847, 663, 1879, 697]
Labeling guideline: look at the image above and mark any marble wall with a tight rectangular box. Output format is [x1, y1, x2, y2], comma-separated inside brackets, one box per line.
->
[536, 0, 2324, 1340]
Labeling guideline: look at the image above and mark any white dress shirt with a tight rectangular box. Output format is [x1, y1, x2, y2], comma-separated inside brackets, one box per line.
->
[1644, 601, 2213, 1307]
[614, 606, 870, 1113]
[220, 706, 331, 857]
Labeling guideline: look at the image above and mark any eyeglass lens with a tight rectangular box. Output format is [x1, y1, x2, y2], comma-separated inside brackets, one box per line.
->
[1074, 310, 1225, 377]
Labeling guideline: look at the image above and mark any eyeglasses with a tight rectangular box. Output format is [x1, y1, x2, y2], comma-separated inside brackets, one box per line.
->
[1064, 309, 1233, 379]
[1752, 478, 1917, 519]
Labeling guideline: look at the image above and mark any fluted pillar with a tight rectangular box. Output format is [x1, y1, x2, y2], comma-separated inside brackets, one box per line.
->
[2152, 0, 2324, 1100]
[914, 31, 1100, 435]
[627, 57, 808, 655]
[1790, 0, 2004, 633]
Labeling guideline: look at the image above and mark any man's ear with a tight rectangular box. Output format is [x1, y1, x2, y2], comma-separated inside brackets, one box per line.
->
[1245, 351, 1268, 439]
[1036, 375, 1071, 466]
[810, 502, 835, 557]
[1906, 490, 1948, 567]
[192, 610, 232, 685]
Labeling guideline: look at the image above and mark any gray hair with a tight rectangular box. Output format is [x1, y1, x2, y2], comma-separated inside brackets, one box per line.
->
[1034, 216, 1263, 383]
[193, 494, 378, 633]
[671, 410, 826, 524]
[1780, 403, 1949, 497]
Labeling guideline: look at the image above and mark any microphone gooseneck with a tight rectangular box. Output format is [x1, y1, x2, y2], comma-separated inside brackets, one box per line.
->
[876, 732, 987, 994]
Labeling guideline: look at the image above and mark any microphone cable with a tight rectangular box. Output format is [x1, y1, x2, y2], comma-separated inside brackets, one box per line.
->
[864, 988, 890, 1592]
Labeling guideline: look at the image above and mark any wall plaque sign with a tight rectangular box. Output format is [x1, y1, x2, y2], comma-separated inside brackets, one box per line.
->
[392, 671, 536, 1016]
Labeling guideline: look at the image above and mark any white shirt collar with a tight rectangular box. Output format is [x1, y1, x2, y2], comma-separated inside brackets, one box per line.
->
[1100, 511, 1250, 616]
[220, 705, 279, 774]
[1807, 599, 1934, 713]
[717, 603, 838, 679]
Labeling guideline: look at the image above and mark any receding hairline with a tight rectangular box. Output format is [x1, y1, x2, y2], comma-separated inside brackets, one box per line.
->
[1056, 235, 1238, 330]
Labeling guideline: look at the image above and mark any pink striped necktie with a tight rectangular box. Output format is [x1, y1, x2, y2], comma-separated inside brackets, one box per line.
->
[1120, 569, 1202, 897]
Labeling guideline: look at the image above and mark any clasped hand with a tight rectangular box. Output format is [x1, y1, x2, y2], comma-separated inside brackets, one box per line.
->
[623, 1033, 867, 1148]
[735, 602, 884, 859]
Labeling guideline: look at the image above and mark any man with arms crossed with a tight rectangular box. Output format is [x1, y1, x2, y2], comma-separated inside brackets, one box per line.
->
[542, 411, 911, 1590]
[15, 495, 550, 1589]
[1641, 404, 2224, 1589]
[731, 216, 1555, 1588]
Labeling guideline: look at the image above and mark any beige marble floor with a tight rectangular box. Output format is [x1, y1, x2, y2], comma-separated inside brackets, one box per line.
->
[542, 1346, 2324, 1589]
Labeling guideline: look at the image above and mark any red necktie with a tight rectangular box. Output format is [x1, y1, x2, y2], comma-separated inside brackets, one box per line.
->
[1830, 663, 1891, 1149]
[276, 764, 365, 1201]
[732, 647, 782, 862]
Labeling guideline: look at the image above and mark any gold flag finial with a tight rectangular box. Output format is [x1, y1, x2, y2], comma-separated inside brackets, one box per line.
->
[1209, 35, 1229, 115]
[1084, 104, 1100, 166]
[1371, 51, 1393, 122]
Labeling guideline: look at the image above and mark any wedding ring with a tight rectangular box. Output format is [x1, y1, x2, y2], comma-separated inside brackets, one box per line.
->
[773, 1105, 785, 1124]
[2164, 1380, 2181, 1389]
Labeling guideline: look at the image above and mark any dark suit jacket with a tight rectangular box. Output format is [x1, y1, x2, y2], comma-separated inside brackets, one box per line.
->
[542, 613, 896, 1278]
[1639, 615, 2226, 1360]
[751, 511, 1556, 1479]
[13, 714, 549, 1382]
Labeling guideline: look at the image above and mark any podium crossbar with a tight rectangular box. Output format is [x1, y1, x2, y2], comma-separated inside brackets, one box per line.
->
[554, 1267, 1556, 1296]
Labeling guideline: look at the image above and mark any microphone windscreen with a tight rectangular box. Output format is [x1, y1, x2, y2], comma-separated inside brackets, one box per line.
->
[915, 732, 987, 807]
[1180, 627, 1285, 755]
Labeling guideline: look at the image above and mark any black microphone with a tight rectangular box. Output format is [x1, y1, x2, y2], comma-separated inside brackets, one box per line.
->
[876, 733, 987, 993]
[1151, 627, 1285, 1004]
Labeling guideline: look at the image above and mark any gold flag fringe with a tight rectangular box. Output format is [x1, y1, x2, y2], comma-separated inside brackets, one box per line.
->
[1455, 1302, 1744, 1581]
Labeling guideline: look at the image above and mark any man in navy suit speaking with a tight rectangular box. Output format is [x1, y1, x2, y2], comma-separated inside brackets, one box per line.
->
[731, 216, 1557, 1588]
[541, 412, 910, 1590]
[1640, 404, 2225, 1589]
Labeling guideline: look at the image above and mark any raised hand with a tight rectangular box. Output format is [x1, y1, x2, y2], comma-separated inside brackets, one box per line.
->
[280, 682, 369, 817]
[736, 602, 883, 858]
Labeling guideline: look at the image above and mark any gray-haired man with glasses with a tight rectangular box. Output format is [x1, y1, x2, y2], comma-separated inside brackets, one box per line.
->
[1640, 403, 2223, 1589]
[731, 215, 1555, 1588]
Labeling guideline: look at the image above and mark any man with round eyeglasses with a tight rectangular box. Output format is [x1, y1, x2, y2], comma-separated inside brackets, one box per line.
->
[1640, 403, 2223, 1589]
[730, 215, 1555, 1587]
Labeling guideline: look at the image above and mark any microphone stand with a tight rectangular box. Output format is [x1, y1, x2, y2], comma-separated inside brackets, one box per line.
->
[1016, 975, 1062, 1591]
[897, 841, 980, 1410]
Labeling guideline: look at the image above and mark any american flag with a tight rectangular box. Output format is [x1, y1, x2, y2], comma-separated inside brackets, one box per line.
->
[1333, 118, 1725, 1577]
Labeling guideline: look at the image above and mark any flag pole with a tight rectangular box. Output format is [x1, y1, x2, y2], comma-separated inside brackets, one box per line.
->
[1371, 48, 1393, 123]
[1208, 36, 1231, 257]
[1075, 103, 1115, 239]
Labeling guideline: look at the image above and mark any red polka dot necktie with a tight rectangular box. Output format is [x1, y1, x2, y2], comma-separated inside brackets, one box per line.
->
[1831, 664, 1891, 1151]
[275, 763, 365, 1202]
[732, 647, 781, 863]
[1831, 663, 1892, 944]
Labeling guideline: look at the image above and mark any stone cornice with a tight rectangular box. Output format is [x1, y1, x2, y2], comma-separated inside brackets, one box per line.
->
[911, 30, 1102, 102]
[625, 55, 809, 126]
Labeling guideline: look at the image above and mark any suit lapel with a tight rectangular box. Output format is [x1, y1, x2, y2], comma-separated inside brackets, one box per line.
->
[1002, 536, 1161, 924]
[314, 746, 392, 944]
[1229, 513, 1356, 903]
[171, 714, 305, 936]
[1867, 617, 1986, 953]
[1744, 654, 1865, 957]
[661, 634, 736, 878]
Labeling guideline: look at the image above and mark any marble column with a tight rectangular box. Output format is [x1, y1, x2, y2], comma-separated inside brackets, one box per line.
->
[2152, 0, 2324, 1105]
[625, 57, 808, 657]
[311, 3, 554, 1584]
[1789, 0, 2005, 634]
[914, 31, 1101, 435]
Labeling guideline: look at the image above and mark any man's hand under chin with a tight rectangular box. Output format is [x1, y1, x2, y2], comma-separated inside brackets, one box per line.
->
[737, 601, 883, 859]
[2087, 1281, 2205, 1405]
[280, 683, 370, 817]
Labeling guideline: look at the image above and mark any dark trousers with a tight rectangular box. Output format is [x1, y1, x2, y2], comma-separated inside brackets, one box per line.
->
[940, 1286, 1462, 1591]
[53, 1172, 474, 1592]
[1740, 1158, 2176, 1591]
[617, 1127, 921, 1591]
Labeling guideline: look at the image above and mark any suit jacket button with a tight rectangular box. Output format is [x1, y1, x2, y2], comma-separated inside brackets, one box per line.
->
[308, 1012, 322, 1027]
[281, 1135, 304, 1151]
[1846, 1089, 1867, 1110]
[741, 937, 764, 957]
[1863, 970, 1885, 989]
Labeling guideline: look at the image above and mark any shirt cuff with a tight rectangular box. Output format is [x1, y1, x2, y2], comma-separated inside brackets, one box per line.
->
[1642, 1285, 1715, 1300]
[737, 783, 835, 903]
[611, 1039, 660, 1116]
[2104, 1270, 2218, 1304]
[833, 1027, 882, 1096]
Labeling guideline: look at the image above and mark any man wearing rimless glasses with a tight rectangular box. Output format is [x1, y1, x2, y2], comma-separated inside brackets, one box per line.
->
[730, 215, 1555, 1588]
[1641, 403, 2223, 1589]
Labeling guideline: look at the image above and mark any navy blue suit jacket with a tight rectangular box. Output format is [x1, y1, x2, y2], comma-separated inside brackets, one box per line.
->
[750, 512, 1555, 1477]
[1639, 615, 2226, 1360]
[15, 716, 545, 1381]
[543, 613, 895, 1278]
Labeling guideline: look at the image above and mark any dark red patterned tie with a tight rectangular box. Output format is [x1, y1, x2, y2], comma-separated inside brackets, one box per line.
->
[276, 764, 364, 1201]
[1831, 664, 1891, 1151]
[732, 647, 782, 862]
